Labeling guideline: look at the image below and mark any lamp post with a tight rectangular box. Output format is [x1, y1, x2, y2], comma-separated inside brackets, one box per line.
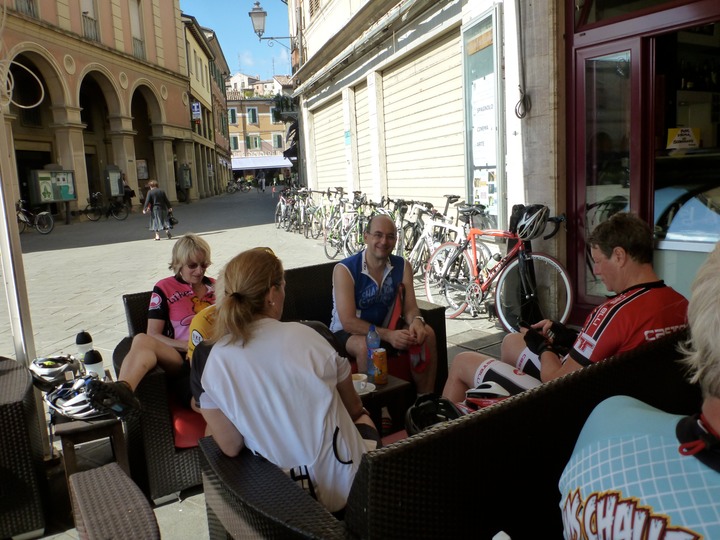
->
[248, 1, 294, 50]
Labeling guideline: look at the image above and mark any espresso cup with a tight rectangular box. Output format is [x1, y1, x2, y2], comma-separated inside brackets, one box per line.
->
[352, 373, 368, 392]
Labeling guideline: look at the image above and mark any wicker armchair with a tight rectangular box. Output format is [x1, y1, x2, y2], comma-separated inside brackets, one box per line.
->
[112, 292, 203, 503]
[199, 329, 700, 539]
[0, 358, 46, 539]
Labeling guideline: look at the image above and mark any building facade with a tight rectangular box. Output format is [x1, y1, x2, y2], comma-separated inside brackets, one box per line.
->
[1, 0, 200, 216]
[289, 0, 720, 320]
[227, 89, 293, 176]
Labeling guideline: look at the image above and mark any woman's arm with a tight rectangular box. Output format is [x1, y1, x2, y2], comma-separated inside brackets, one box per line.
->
[337, 374, 368, 421]
[200, 408, 245, 457]
[146, 317, 189, 352]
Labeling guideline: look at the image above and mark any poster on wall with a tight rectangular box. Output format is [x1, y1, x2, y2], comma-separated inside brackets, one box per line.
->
[471, 73, 496, 168]
[136, 159, 148, 180]
[30, 170, 77, 204]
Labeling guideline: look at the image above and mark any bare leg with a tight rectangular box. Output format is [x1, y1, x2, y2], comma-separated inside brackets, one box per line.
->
[442, 351, 495, 402]
[345, 335, 368, 372]
[118, 333, 184, 390]
[499, 333, 527, 367]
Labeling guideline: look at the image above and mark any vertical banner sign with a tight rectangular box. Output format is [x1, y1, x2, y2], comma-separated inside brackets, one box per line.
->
[471, 73, 496, 168]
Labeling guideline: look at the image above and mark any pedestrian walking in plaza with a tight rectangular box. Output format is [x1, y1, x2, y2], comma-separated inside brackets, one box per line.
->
[143, 179, 173, 240]
[257, 170, 266, 192]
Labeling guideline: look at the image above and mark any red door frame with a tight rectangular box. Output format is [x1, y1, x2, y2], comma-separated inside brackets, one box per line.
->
[565, 0, 720, 320]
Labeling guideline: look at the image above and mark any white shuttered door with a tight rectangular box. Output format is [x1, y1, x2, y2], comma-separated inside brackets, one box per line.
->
[354, 82, 373, 193]
[382, 32, 464, 205]
[312, 97, 345, 192]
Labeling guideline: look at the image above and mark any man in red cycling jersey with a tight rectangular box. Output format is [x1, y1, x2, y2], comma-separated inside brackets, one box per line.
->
[443, 212, 688, 402]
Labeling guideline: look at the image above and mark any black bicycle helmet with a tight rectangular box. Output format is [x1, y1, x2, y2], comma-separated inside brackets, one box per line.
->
[29, 355, 81, 392]
[45, 375, 107, 420]
[405, 393, 465, 436]
[516, 204, 550, 240]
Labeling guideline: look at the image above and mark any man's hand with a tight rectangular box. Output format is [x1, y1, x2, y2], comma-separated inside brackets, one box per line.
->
[546, 321, 578, 349]
[381, 328, 420, 351]
[523, 327, 553, 356]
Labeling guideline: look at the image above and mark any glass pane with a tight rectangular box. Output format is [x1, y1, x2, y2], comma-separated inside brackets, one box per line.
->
[464, 12, 500, 229]
[584, 51, 631, 297]
[575, 0, 674, 28]
[654, 26, 720, 249]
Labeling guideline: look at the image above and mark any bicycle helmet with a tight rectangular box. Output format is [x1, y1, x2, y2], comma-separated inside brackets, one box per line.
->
[516, 204, 550, 240]
[405, 393, 465, 436]
[29, 355, 81, 392]
[464, 381, 511, 411]
[45, 375, 107, 420]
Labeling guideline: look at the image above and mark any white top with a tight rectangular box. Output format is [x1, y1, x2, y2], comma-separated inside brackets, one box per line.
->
[197, 318, 367, 512]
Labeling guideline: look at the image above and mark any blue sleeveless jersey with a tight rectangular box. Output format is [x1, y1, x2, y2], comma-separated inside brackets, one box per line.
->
[330, 250, 404, 331]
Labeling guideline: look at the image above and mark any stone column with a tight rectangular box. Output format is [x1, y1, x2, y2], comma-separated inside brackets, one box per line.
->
[51, 105, 87, 216]
[108, 115, 139, 207]
[151, 136, 177, 201]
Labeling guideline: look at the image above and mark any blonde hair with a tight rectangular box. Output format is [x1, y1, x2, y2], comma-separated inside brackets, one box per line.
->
[213, 247, 284, 344]
[681, 242, 720, 399]
[168, 233, 212, 274]
[148, 180, 158, 188]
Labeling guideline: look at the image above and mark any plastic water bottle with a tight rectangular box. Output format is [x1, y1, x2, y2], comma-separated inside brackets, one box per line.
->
[76, 330, 93, 360]
[83, 349, 105, 378]
[366, 325, 381, 381]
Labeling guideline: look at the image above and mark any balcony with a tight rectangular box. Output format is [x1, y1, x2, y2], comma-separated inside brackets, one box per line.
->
[15, 0, 37, 18]
[82, 14, 100, 42]
[133, 37, 146, 61]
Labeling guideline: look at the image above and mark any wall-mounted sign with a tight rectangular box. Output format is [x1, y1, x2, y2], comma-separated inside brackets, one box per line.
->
[30, 170, 77, 204]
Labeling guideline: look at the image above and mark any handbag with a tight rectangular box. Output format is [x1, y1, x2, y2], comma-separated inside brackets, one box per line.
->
[168, 211, 178, 227]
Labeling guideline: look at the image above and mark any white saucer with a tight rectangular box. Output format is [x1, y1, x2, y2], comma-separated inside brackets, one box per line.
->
[357, 383, 376, 395]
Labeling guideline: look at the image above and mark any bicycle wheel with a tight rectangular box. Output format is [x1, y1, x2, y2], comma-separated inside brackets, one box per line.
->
[343, 217, 365, 257]
[227, 183, 237, 194]
[35, 212, 55, 234]
[402, 223, 417, 256]
[424, 242, 473, 318]
[309, 208, 324, 239]
[495, 252, 573, 332]
[111, 203, 129, 221]
[17, 214, 27, 234]
[324, 219, 343, 259]
[274, 203, 284, 228]
[85, 205, 102, 221]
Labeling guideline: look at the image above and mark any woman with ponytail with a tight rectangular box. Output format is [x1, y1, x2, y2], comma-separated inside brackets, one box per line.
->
[191, 247, 379, 513]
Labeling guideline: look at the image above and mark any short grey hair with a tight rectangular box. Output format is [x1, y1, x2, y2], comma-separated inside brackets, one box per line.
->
[681, 241, 720, 398]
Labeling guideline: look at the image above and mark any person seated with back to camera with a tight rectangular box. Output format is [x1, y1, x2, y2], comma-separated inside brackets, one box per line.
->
[329, 214, 437, 394]
[88, 234, 215, 417]
[558, 241, 720, 538]
[442, 212, 689, 404]
[190, 247, 380, 513]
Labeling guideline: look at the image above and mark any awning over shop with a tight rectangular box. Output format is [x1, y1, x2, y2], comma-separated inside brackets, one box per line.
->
[231, 156, 293, 170]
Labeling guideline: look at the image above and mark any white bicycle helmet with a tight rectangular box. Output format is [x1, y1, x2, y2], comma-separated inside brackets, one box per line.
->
[45, 375, 107, 420]
[29, 355, 81, 392]
[516, 205, 550, 241]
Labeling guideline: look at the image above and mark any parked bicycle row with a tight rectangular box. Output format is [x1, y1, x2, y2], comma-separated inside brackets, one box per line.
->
[272, 189, 571, 332]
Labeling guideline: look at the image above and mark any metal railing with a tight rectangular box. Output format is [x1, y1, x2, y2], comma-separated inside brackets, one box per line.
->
[82, 13, 100, 42]
[133, 37, 146, 60]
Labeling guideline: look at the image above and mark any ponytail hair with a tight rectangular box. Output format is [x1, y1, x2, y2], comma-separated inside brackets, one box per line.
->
[212, 247, 284, 345]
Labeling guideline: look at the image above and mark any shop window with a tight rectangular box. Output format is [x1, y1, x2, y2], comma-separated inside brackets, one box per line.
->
[463, 7, 503, 229]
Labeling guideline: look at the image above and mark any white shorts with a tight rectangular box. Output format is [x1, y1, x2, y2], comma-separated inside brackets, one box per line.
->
[472, 357, 542, 395]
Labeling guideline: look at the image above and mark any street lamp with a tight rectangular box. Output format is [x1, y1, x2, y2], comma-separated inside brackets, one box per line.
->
[248, 1, 293, 50]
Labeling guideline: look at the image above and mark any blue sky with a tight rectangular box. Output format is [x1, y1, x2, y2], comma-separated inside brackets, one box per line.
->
[180, 0, 291, 80]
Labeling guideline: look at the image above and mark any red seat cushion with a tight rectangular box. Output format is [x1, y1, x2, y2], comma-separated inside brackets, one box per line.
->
[169, 400, 206, 449]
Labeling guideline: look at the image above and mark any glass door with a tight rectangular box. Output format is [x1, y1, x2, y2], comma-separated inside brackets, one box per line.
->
[574, 41, 642, 303]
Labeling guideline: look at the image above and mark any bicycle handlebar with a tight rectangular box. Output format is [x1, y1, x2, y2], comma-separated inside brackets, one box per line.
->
[543, 214, 566, 241]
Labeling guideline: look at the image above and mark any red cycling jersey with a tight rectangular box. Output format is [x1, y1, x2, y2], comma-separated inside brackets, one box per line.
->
[570, 281, 687, 367]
